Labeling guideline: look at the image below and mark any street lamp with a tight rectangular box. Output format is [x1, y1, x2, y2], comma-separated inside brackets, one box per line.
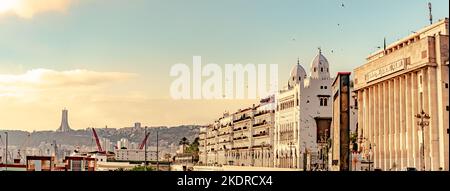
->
[368, 142, 376, 171]
[261, 142, 266, 167]
[415, 110, 430, 171]
[4, 132, 7, 171]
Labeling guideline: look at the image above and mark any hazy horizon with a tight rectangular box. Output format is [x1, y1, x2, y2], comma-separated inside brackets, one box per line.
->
[1, 0, 448, 131]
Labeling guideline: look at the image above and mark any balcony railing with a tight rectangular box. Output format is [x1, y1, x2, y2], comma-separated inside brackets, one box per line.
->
[233, 116, 251, 123]
[254, 110, 273, 117]
[253, 121, 268, 128]
[233, 126, 248, 132]
[253, 132, 269, 138]
[233, 136, 248, 141]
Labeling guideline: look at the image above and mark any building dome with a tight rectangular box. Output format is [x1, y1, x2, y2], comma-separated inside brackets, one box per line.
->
[288, 59, 307, 88]
[309, 48, 330, 79]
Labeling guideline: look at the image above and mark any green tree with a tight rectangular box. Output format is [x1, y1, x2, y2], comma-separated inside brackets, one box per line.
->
[179, 137, 190, 153]
[130, 166, 154, 171]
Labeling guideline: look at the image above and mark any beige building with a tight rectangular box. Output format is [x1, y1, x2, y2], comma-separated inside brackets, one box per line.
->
[353, 18, 449, 171]
[274, 52, 334, 170]
[198, 97, 275, 167]
[114, 148, 157, 162]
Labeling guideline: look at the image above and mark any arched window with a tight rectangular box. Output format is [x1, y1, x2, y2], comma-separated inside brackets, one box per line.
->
[321, 67, 323, 72]
[314, 67, 316, 72]
[324, 98, 328, 106]
[320, 98, 323, 106]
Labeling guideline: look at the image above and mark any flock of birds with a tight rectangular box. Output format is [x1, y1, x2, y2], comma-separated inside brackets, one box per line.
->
[290, 2, 346, 55]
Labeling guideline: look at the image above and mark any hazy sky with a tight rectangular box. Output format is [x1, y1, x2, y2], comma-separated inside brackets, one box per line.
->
[0, 0, 448, 131]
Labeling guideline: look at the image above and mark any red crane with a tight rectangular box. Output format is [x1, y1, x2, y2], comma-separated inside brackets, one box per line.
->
[91, 128, 104, 153]
[139, 132, 150, 150]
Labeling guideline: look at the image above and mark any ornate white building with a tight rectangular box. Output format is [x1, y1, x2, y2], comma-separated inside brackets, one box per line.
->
[274, 49, 334, 169]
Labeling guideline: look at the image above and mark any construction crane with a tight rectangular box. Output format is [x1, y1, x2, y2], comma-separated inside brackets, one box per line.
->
[91, 128, 104, 153]
[139, 132, 151, 150]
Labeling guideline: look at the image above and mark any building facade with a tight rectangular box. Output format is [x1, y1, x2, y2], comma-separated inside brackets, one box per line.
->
[198, 97, 275, 167]
[353, 18, 449, 171]
[114, 149, 157, 162]
[274, 51, 334, 170]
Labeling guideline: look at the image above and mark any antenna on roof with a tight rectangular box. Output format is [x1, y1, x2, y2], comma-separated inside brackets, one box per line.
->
[383, 37, 386, 51]
[428, 2, 433, 25]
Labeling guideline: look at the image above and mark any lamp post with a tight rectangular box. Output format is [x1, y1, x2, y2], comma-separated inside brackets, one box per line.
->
[261, 142, 266, 167]
[144, 126, 147, 171]
[368, 142, 375, 171]
[4, 132, 8, 171]
[415, 110, 430, 171]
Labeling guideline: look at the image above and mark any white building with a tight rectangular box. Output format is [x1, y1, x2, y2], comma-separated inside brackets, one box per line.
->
[274, 49, 334, 169]
[115, 149, 157, 162]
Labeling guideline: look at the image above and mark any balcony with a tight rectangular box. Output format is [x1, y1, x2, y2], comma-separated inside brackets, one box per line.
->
[233, 126, 248, 132]
[233, 116, 251, 123]
[253, 121, 268, 128]
[254, 110, 273, 117]
[233, 136, 248, 141]
[253, 132, 269, 138]
[218, 132, 232, 137]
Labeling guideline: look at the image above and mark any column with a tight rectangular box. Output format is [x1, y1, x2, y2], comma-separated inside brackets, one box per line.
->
[373, 85, 378, 168]
[389, 79, 395, 170]
[364, 88, 369, 156]
[379, 83, 385, 170]
[400, 75, 407, 169]
[405, 74, 413, 168]
[426, 66, 440, 170]
[412, 71, 420, 169]
[375, 84, 381, 169]
[384, 81, 390, 170]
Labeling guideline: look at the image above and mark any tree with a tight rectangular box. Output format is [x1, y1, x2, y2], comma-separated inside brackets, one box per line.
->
[179, 137, 190, 153]
[130, 166, 154, 171]
[164, 153, 172, 162]
[185, 137, 200, 163]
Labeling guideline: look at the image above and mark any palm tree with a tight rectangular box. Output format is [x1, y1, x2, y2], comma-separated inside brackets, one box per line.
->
[179, 137, 190, 153]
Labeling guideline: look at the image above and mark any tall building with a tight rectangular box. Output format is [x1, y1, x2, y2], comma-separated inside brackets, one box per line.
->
[353, 18, 449, 171]
[57, 109, 72, 132]
[274, 50, 334, 170]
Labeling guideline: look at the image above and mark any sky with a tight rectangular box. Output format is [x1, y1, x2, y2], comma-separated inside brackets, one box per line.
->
[0, 0, 448, 131]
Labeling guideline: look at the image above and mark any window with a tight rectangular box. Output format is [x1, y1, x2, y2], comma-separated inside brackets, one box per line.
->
[299, 77, 301, 81]
[420, 75, 423, 84]
[320, 86, 323, 89]
[324, 86, 327, 89]
[327, 68, 329, 72]
[446, 83, 448, 88]
[320, 98, 323, 106]
[314, 67, 316, 72]
[321, 67, 323, 72]
[324, 98, 328, 106]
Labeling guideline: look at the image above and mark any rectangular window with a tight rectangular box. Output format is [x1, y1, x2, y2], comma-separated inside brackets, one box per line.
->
[421, 50, 427, 59]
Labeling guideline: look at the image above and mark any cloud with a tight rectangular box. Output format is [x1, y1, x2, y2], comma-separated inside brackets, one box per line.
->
[0, 0, 72, 19]
[0, 68, 137, 89]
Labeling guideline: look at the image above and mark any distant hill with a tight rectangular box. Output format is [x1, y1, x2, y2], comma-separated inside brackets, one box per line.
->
[0, 125, 200, 150]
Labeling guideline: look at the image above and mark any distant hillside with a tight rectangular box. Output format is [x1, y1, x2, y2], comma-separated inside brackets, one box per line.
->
[0, 125, 200, 150]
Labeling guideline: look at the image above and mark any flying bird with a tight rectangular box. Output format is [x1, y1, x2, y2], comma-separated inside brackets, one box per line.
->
[341, 3, 345, 8]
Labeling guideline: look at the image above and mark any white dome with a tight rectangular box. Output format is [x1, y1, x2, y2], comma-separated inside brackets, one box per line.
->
[310, 49, 330, 79]
[288, 59, 307, 88]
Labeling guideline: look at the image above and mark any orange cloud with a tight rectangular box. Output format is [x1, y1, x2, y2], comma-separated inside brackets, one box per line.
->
[0, 0, 72, 19]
